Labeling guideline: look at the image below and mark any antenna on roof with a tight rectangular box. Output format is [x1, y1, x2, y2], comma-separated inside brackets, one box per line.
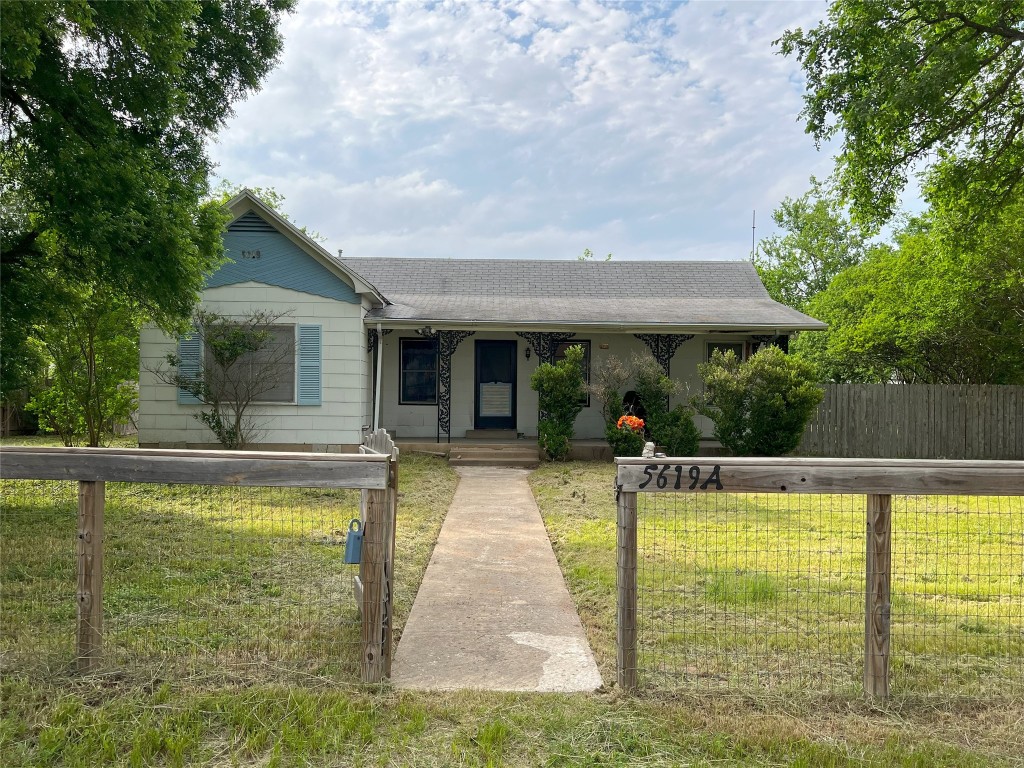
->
[751, 210, 756, 262]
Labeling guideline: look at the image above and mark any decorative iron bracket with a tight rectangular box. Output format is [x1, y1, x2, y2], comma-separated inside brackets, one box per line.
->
[633, 334, 695, 375]
[367, 328, 393, 353]
[433, 330, 475, 442]
[514, 331, 578, 365]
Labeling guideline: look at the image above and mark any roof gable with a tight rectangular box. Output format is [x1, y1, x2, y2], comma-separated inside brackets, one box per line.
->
[206, 211, 360, 303]
[207, 190, 385, 304]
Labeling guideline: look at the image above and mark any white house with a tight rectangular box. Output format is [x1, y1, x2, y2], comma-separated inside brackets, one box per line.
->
[138, 191, 825, 451]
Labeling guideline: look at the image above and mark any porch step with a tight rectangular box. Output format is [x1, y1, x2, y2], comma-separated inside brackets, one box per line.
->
[464, 429, 519, 439]
[448, 445, 540, 468]
[449, 456, 540, 468]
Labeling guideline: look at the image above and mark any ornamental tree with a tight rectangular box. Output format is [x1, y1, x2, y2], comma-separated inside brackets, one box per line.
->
[27, 284, 140, 447]
[153, 310, 294, 449]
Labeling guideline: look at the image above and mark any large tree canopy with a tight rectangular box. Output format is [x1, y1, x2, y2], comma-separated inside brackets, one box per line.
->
[754, 180, 867, 312]
[1, 0, 293, 396]
[779, 0, 1024, 227]
[793, 192, 1024, 384]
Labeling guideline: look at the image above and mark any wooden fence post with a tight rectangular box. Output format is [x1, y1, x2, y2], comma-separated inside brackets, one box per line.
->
[383, 449, 398, 678]
[77, 480, 104, 672]
[361, 484, 388, 683]
[865, 493, 892, 698]
[617, 486, 638, 692]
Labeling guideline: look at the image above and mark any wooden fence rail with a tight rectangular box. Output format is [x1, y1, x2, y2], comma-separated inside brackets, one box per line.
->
[0, 439, 398, 682]
[614, 457, 1024, 697]
[800, 384, 1024, 459]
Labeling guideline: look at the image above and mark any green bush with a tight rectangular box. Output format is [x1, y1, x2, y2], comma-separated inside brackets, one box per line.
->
[531, 345, 587, 460]
[648, 405, 701, 456]
[605, 422, 646, 457]
[632, 353, 678, 417]
[538, 418, 574, 461]
[695, 346, 823, 456]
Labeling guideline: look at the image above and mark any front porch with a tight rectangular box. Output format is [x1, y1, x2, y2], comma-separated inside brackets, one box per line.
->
[370, 327, 774, 445]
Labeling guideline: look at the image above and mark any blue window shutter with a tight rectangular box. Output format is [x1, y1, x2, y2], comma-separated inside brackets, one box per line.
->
[297, 325, 322, 405]
[177, 334, 201, 404]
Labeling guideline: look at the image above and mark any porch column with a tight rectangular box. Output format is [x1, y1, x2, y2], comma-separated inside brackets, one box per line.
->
[367, 329, 393, 431]
[436, 331, 475, 443]
[633, 333, 694, 377]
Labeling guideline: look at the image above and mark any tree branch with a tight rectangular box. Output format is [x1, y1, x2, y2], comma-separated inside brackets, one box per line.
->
[928, 10, 1024, 43]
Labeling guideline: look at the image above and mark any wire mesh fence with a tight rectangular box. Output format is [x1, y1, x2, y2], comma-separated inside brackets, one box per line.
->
[631, 490, 1023, 698]
[1, 479, 366, 683]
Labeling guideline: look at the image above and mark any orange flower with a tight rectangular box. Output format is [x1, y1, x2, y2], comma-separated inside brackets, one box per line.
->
[617, 415, 645, 432]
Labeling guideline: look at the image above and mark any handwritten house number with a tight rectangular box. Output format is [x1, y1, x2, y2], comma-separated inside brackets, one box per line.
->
[638, 464, 723, 491]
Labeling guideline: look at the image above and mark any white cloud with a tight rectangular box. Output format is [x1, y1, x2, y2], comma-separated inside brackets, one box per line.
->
[211, 0, 844, 261]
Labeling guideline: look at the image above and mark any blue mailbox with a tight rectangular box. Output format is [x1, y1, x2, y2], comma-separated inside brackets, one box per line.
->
[343, 519, 363, 564]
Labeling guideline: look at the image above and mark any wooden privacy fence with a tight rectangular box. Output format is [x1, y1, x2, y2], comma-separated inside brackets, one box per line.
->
[614, 457, 1024, 698]
[0, 432, 398, 683]
[800, 384, 1024, 459]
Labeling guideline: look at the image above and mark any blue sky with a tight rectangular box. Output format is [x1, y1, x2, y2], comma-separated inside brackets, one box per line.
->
[210, 0, 836, 261]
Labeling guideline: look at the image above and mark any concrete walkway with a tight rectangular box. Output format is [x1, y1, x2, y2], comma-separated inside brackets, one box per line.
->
[391, 467, 603, 692]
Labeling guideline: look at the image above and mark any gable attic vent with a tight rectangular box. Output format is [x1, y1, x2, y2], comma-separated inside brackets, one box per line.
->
[228, 211, 276, 233]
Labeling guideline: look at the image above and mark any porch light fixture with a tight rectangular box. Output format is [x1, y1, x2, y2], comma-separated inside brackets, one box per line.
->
[525, 346, 531, 360]
[416, 326, 435, 337]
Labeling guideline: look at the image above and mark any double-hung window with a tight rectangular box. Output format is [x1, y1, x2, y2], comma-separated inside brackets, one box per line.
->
[177, 324, 321, 405]
[400, 338, 438, 404]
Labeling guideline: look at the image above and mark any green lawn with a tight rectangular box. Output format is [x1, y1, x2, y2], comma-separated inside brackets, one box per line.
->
[1, 452, 456, 683]
[529, 463, 1023, 698]
[1, 443, 1021, 765]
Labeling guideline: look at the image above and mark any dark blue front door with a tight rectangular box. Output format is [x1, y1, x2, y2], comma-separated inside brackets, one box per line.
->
[475, 341, 516, 430]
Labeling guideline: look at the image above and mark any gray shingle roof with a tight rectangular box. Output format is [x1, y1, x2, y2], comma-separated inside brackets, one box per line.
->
[340, 257, 825, 330]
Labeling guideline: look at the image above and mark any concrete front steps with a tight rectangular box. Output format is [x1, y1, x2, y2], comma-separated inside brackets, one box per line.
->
[447, 444, 540, 468]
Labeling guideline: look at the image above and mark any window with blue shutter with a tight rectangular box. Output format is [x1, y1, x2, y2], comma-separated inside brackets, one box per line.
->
[296, 325, 322, 405]
[177, 334, 202, 404]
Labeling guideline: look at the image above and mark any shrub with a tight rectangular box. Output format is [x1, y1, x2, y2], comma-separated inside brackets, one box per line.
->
[531, 345, 587, 460]
[648, 404, 701, 456]
[695, 346, 823, 456]
[592, 351, 700, 456]
[589, 354, 631, 425]
[606, 415, 646, 457]
[632, 353, 678, 418]
[538, 418, 574, 462]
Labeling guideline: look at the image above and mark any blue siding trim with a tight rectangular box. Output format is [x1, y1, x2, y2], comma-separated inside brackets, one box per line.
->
[207, 213, 359, 303]
[177, 334, 201, 404]
[296, 325, 322, 406]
